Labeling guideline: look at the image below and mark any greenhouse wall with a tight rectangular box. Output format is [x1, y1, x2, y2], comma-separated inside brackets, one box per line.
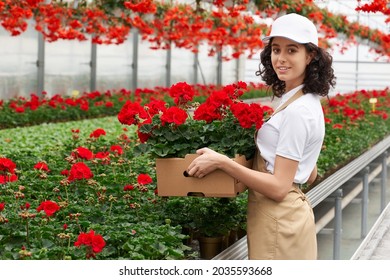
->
[0, 22, 242, 100]
[0, 1, 389, 100]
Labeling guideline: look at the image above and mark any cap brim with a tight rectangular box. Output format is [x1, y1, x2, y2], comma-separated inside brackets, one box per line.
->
[262, 35, 310, 45]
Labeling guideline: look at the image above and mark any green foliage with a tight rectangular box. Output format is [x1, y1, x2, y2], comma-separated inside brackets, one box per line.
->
[0, 117, 190, 260]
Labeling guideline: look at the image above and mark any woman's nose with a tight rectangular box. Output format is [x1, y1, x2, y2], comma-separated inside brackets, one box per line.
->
[278, 52, 286, 63]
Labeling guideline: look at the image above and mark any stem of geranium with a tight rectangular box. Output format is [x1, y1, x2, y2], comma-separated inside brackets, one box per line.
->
[109, 201, 112, 216]
[67, 237, 71, 254]
[64, 185, 69, 202]
[26, 219, 30, 247]
[76, 219, 82, 232]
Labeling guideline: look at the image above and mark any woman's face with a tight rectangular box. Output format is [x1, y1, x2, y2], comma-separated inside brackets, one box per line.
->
[270, 37, 313, 92]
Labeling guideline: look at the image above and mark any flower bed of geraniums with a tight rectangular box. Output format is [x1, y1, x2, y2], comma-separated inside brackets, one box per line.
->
[0, 83, 389, 260]
[0, 117, 196, 260]
[0, 83, 269, 130]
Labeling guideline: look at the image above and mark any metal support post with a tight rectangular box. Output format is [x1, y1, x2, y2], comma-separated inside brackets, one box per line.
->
[90, 42, 97, 92]
[332, 188, 343, 260]
[217, 51, 222, 86]
[132, 29, 139, 91]
[361, 166, 370, 238]
[355, 12, 360, 91]
[166, 47, 171, 87]
[381, 151, 388, 212]
[37, 32, 45, 95]
[193, 52, 198, 84]
[235, 57, 240, 81]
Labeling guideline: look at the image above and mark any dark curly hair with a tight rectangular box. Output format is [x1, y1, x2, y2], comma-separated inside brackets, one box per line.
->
[256, 39, 336, 98]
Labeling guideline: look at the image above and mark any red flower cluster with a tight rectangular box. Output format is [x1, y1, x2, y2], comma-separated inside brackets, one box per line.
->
[118, 82, 197, 142]
[324, 88, 390, 128]
[117, 101, 148, 126]
[123, 184, 135, 191]
[72, 147, 94, 161]
[137, 174, 153, 185]
[356, 0, 390, 23]
[160, 107, 188, 126]
[68, 162, 94, 182]
[74, 230, 106, 259]
[110, 145, 124, 156]
[36, 200, 60, 217]
[230, 102, 265, 129]
[89, 128, 106, 138]
[193, 83, 265, 130]
[169, 82, 195, 106]
[34, 161, 50, 172]
[0, 157, 18, 184]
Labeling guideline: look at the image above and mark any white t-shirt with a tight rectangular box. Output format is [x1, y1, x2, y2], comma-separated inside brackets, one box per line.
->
[256, 85, 325, 184]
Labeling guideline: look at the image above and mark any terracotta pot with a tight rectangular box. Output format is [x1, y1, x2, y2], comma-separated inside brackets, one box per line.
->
[198, 236, 223, 259]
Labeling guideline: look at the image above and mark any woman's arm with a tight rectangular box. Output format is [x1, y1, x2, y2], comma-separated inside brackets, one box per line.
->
[307, 165, 318, 185]
[186, 147, 299, 202]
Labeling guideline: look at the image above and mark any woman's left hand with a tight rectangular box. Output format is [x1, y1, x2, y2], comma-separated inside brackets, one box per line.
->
[186, 148, 228, 178]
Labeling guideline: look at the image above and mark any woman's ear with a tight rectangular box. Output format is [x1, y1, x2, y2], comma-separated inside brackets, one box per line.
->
[306, 51, 316, 65]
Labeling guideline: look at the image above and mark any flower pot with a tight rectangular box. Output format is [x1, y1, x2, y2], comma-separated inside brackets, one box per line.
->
[198, 236, 224, 260]
[228, 229, 238, 246]
[156, 154, 252, 197]
[237, 227, 247, 239]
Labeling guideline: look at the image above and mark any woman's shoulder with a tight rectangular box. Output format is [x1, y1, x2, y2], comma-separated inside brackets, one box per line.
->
[284, 94, 323, 118]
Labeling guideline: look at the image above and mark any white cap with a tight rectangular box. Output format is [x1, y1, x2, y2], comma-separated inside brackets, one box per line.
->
[263, 13, 318, 46]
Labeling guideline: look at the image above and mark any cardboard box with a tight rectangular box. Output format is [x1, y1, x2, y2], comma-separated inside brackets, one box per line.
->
[156, 154, 252, 197]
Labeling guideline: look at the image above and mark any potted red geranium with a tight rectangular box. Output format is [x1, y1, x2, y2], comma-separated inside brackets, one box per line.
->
[117, 81, 272, 197]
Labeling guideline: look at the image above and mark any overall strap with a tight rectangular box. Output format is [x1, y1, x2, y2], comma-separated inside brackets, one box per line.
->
[254, 89, 304, 172]
[269, 89, 304, 119]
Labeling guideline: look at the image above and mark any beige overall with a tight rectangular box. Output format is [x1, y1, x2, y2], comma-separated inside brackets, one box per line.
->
[247, 90, 317, 260]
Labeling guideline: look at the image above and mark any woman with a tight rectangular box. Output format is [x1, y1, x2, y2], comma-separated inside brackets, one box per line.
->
[187, 13, 336, 259]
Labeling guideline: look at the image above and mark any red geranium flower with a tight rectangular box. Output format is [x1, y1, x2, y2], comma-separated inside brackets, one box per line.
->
[110, 145, 123, 155]
[89, 128, 106, 138]
[72, 147, 94, 161]
[137, 173, 153, 185]
[0, 174, 18, 184]
[0, 158, 17, 174]
[68, 162, 94, 181]
[0, 158, 18, 184]
[160, 107, 188, 126]
[169, 82, 195, 106]
[193, 102, 222, 123]
[123, 184, 135, 191]
[95, 151, 110, 163]
[0, 202, 5, 211]
[230, 102, 264, 129]
[74, 230, 106, 259]
[145, 99, 167, 116]
[36, 200, 60, 217]
[118, 101, 148, 126]
[34, 161, 50, 172]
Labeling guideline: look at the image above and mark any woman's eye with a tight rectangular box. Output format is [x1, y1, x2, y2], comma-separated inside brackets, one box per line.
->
[272, 48, 280, 54]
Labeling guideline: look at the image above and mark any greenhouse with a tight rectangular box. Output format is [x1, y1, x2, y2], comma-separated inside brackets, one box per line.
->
[0, 0, 390, 273]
